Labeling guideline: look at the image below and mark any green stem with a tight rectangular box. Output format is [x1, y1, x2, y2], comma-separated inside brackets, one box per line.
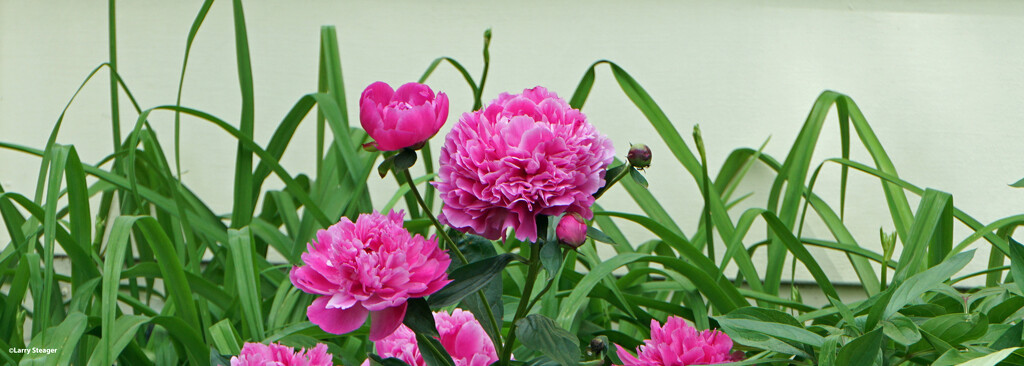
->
[400, 168, 501, 346]
[401, 169, 467, 264]
[500, 242, 542, 363]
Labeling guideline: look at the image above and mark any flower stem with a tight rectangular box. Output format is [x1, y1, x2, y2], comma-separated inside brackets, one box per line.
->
[500, 241, 543, 363]
[400, 168, 502, 346]
[401, 169, 467, 264]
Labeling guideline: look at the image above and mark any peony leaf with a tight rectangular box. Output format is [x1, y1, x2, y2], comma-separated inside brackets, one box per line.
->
[403, 297, 439, 338]
[378, 154, 395, 178]
[540, 238, 562, 278]
[515, 314, 581, 366]
[416, 333, 456, 366]
[586, 227, 616, 245]
[428, 253, 516, 308]
[368, 355, 412, 366]
[628, 166, 648, 188]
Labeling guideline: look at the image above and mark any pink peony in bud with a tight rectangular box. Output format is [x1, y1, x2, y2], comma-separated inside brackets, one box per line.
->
[360, 82, 449, 151]
[434, 86, 615, 242]
[230, 342, 333, 366]
[289, 210, 451, 341]
[361, 309, 499, 366]
[556, 213, 588, 248]
[627, 143, 652, 169]
[615, 316, 742, 366]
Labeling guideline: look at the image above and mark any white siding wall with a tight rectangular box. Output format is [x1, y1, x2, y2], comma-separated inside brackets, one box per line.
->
[2, 0, 1023, 285]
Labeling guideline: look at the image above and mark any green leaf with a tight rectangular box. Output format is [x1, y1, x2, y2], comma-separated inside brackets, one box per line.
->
[714, 309, 824, 348]
[228, 227, 265, 340]
[954, 347, 1022, 366]
[429, 253, 516, 308]
[540, 238, 562, 278]
[369, 355, 413, 366]
[87, 315, 150, 366]
[227, 0, 257, 229]
[19, 312, 88, 366]
[393, 149, 418, 171]
[882, 313, 922, 346]
[404, 298, 439, 338]
[628, 167, 648, 188]
[1010, 177, 1024, 188]
[586, 227, 616, 245]
[515, 314, 581, 366]
[209, 319, 243, 356]
[875, 250, 974, 327]
[453, 233, 504, 347]
[1009, 238, 1024, 296]
[378, 154, 396, 178]
[991, 321, 1024, 350]
[921, 313, 989, 346]
[892, 189, 953, 282]
[416, 333, 455, 366]
[210, 350, 232, 366]
[836, 328, 884, 366]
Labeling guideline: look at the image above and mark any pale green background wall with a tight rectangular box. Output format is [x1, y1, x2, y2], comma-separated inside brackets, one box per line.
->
[1, 0, 1023, 286]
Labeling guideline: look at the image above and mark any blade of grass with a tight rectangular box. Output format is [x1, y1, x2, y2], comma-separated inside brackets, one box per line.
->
[229, 0, 256, 229]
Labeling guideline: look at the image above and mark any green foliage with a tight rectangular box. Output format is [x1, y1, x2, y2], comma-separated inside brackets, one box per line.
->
[1, 1, 1022, 365]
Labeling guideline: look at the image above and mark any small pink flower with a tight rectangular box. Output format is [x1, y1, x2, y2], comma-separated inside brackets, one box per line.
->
[360, 82, 449, 151]
[434, 86, 615, 242]
[361, 309, 499, 366]
[556, 213, 588, 248]
[230, 342, 333, 366]
[290, 210, 451, 341]
[615, 316, 742, 366]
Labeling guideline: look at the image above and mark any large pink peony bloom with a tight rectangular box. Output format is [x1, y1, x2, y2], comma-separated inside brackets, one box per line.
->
[230, 342, 333, 366]
[616, 316, 742, 366]
[360, 81, 449, 151]
[434, 86, 614, 242]
[289, 210, 451, 341]
[361, 309, 499, 366]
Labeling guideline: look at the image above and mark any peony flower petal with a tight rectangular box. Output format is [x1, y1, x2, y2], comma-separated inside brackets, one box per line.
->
[358, 82, 447, 151]
[361, 81, 395, 105]
[306, 296, 368, 335]
[435, 86, 613, 242]
[368, 303, 408, 341]
[394, 82, 435, 106]
[289, 266, 336, 295]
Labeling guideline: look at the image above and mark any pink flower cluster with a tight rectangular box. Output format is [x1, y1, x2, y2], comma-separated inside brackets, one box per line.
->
[616, 316, 742, 366]
[361, 309, 498, 366]
[230, 342, 332, 366]
[289, 210, 451, 341]
[434, 86, 615, 242]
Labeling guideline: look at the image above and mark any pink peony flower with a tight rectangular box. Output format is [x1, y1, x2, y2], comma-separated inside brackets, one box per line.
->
[556, 213, 588, 248]
[230, 342, 333, 366]
[615, 316, 742, 366]
[290, 210, 451, 341]
[360, 82, 449, 151]
[434, 86, 615, 242]
[361, 309, 499, 366]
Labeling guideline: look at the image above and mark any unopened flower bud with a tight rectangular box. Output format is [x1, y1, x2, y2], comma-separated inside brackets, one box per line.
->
[556, 213, 588, 249]
[590, 337, 607, 355]
[627, 143, 652, 169]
